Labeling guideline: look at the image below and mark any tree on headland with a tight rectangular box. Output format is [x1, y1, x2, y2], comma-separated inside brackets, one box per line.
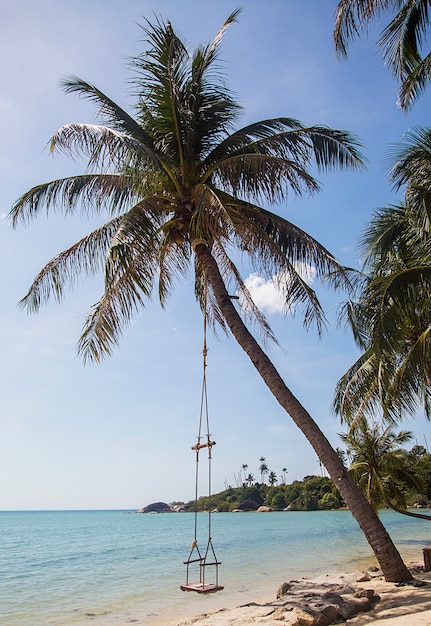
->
[191, 464, 430, 512]
[10, 11, 412, 581]
[241, 463, 248, 485]
[268, 470, 278, 486]
[341, 418, 431, 520]
[246, 473, 255, 487]
[334, 0, 431, 109]
[259, 459, 269, 484]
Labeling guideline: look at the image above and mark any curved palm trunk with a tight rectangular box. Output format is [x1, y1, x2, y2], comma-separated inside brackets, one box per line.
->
[385, 499, 431, 522]
[193, 240, 412, 583]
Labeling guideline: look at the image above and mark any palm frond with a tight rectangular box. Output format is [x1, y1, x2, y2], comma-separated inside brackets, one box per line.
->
[378, 0, 428, 79]
[79, 225, 158, 363]
[19, 218, 122, 312]
[157, 232, 191, 307]
[189, 184, 234, 243]
[77, 282, 142, 364]
[205, 121, 364, 201]
[193, 254, 230, 336]
[214, 153, 321, 201]
[336, 297, 372, 349]
[388, 126, 431, 188]
[227, 197, 348, 281]
[333, 350, 390, 425]
[205, 118, 306, 163]
[133, 15, 192, 169]
[61, 76, 155, 146]
[185, 9, 242, 155]
[334, 0, 394, 56]
[391, 323, 431, 416]
[49, 123, 158, 170]
[9, 174, 139, 225]
[303, 126, 364, 171]
[397, 52, 431, 109]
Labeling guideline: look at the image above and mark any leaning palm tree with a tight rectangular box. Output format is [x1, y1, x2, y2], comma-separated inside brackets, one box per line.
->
[10, 11, 412, 581]
[341, 417, 431, 520]
[334, 0, 431, 109]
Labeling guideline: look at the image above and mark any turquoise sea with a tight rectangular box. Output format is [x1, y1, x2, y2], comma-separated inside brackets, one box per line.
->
[2, 509, 430, 625]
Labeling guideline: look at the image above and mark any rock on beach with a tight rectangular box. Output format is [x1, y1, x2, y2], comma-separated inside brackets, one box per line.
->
[174, 565, 431, 626]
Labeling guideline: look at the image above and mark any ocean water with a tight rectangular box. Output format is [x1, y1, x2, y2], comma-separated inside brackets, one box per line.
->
[2, 509, 430, 625]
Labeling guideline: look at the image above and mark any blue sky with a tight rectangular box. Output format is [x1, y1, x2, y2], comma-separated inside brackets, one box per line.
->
[1, 0, 430, 510]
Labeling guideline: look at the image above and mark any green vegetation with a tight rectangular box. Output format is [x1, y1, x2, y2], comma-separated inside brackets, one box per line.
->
[342, 421, 422, 511]
[182, 446, 431, 513]
[184, 476, 343, 512]
[411, 446, 431, 505]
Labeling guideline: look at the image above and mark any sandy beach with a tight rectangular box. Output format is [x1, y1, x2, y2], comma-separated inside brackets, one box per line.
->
[173, 563, 431, 625]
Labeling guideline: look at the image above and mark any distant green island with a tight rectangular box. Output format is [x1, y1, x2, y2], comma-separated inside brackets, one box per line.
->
[183, 475, 344, 512]
[139, 467, 431, 513]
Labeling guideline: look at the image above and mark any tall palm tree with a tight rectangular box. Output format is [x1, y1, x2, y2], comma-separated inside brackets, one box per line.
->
[268, 470, 278, 486]
[241, 463, 248, 484]
[259, 461, 269, 484]
[341, 417, 431, 520]
[9, 11, 412, 581]
[246, 473, 255, 486]
[334, 127, 431, 424]
[334, 0, 431, 109]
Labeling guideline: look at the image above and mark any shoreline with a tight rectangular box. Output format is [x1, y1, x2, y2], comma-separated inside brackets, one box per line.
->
[169, 563, 431, 625]
[5, 510, 431, 625]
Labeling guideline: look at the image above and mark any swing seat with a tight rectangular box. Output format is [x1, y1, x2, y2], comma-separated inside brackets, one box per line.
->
[180, 582, 224, 593]
[182, 553, 223, 593]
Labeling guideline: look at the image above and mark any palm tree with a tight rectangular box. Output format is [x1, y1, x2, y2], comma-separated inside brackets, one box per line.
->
[9, 11, 412, 582]
[268, 470, 278, 486]
[259, 461, 269, 484]
[334, 128, 431, 424]
[334, 0, 431, 109]
[341, 417, 431, 520]
[241, 463, 248, 484]
[281, 467, 288, 484]
[246, 472, 255, 486]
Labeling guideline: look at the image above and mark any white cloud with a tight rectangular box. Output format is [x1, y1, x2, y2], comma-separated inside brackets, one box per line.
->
[243, 263, 317, 315]
[244, 273, 285, 313]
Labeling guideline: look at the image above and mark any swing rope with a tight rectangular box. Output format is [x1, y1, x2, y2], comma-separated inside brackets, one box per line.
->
[194, 303, 212, 537]
[181, 277, 223, 594]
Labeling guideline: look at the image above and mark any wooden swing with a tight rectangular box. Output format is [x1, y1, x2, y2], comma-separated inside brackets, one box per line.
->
[181, 288, 223, 594]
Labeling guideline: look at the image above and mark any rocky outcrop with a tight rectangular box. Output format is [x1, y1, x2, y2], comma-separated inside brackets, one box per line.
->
[137, 501, 173, 513]
[176, 566, 431, 626]
[238, 499, 260, 511]
[270, 578, 380, 625]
